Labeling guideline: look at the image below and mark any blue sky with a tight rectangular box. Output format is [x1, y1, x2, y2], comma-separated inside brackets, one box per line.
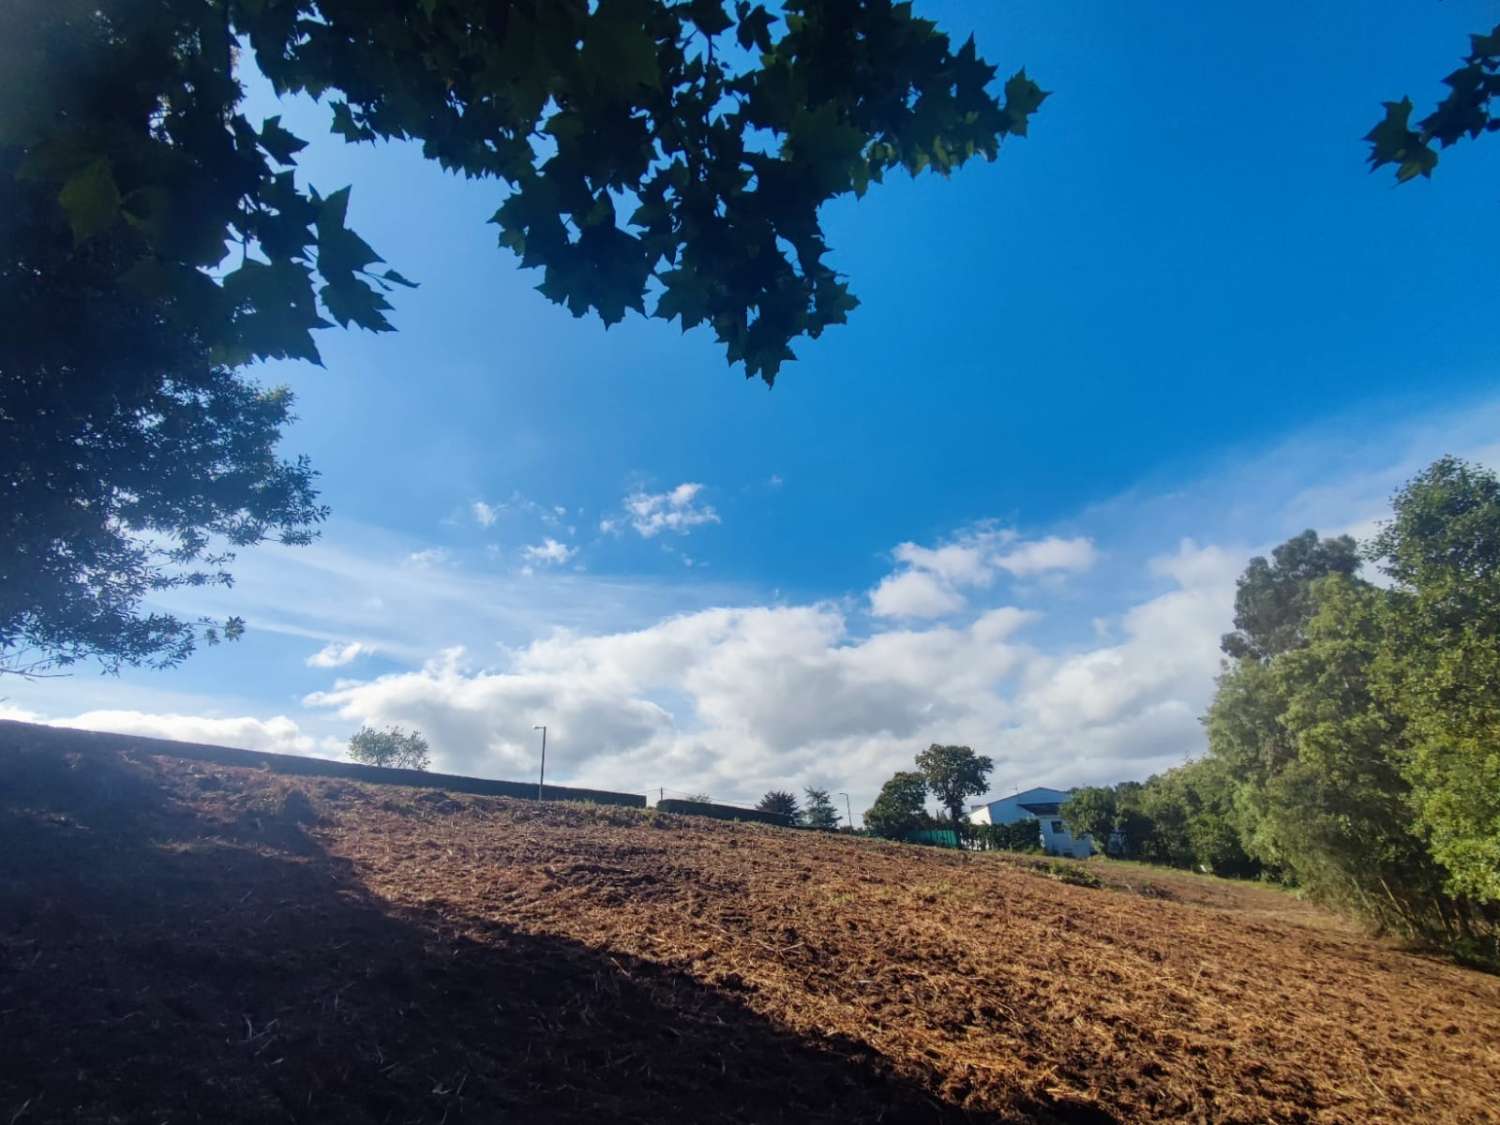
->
[10, 1, 1500, 821]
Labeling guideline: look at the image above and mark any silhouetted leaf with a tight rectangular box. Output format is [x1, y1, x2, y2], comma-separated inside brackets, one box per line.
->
[57, 158, 120, 243]
[259, 115, 307, 164]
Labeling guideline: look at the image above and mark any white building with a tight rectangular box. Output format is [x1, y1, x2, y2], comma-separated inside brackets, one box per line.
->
[968, 786, 1094, 858]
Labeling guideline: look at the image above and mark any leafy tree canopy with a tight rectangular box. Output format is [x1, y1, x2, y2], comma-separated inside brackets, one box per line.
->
[800, 786, 840, 829]
[5, 0, 1044, 383]
[1219, 530, 1360, 662]
[347, 724, 431, 770]
[863, 770, 929, 838]
[756, 789, 800, 818]
[2, 0, 1043, 675]
[1370, 457, 1500, 905]
[914, 743, 992, 824]
[1367, 24, 1500, 183]
[1059, 786, 1115, 845]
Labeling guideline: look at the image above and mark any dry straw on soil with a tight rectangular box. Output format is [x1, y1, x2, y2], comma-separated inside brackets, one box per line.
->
[3, 731, 1498, 1123]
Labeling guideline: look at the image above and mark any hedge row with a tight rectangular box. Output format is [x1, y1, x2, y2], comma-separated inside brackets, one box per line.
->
[654, 798, 793, 826]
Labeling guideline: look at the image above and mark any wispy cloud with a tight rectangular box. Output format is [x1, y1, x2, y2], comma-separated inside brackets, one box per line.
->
[306, 640, 367, 668]
[469, 492, 568, 530]
[611, 482, 720, 538]
[522, 538, 577, 567]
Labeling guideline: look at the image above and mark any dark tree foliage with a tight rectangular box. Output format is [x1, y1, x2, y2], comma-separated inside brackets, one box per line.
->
[863, 770, 929, 838]
[2, 0, 1043, 673]
[0, 145, 325, 674]
[800, 786, 840, 829]
[347, 724, 430, 770]
[756, 788, 800, 818]
[1367, 24, 1500, 183]
[914, 742, 993, 824]
[5, 0, 1043, 382]
[1219, 530, 1359, 663]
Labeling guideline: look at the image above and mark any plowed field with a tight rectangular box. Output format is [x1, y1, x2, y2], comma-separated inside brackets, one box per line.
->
[3, 724, 1498, 1123]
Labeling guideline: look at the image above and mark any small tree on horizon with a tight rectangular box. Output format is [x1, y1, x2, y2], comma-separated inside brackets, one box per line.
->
[801, 787, 841, 830]
[916, 744, 994, 825]
[757, 790, 800, 819]
[347, 725, 430, 771]
[863, 771, 931, 839]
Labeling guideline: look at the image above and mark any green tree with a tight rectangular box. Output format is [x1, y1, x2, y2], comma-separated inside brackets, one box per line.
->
[3, 0, 1045, 673]
[863, 771, 930, 839]
[800, 786, 841, 830]
[1370, 457, 1500, 905]
[1367, 25, 1500, 184]
[1208, 568, 1473, 943]
[347, 725, 431, 771]
[756, 789, 800, 819]
[915, 743, 994, 824]
[1060, 786, 1116, 846]
[1219, 530, 1360, 662]
[1255, 577, 1453, 934]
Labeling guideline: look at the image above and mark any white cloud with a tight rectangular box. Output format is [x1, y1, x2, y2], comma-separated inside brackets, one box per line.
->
[521, 538, 576, 566]
[892, 540, 999, 586]
[870, 526, 1096, 619]
[869, 569, 967, 618]
[471, 500, 500, 527]
[406, 547, 449, 568]
[994, 536, 1099, 576]
[306, 640, 367, 668]
[294, 555, 1222, 823]
[619, 482, 720, 538]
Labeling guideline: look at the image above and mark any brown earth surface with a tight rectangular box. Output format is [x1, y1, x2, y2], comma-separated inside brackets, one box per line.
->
[3, 725, 1499, 1124]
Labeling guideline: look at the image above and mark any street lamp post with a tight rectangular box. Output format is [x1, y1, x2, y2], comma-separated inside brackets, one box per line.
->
[532, 724, 547, 801]
[838, 791, 853, 831]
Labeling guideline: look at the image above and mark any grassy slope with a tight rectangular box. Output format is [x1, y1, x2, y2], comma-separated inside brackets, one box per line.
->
[2, 724, 1498, 1124]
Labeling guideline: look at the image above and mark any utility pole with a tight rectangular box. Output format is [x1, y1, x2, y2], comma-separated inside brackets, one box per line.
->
[838, 791, 853, 831]
[532, 724, 547, 801]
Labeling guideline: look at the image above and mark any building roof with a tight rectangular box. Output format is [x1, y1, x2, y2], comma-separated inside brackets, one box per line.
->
[972, 786, 1072, 811]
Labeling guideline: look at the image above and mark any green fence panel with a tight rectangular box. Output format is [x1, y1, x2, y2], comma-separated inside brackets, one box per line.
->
[903, 827, 961, 848]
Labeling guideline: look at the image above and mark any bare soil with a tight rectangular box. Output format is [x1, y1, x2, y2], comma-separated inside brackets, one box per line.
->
[3, 727, 1498, 1123]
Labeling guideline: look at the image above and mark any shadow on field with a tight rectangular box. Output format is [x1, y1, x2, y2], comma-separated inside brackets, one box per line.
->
[0, 733, 1113, 1125]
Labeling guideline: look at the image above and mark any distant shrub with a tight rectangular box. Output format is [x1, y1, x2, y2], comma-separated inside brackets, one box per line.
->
[965, 820, 1042, 853]
[1044, 861, 1102, 888]
[347, 725, 430, 771]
